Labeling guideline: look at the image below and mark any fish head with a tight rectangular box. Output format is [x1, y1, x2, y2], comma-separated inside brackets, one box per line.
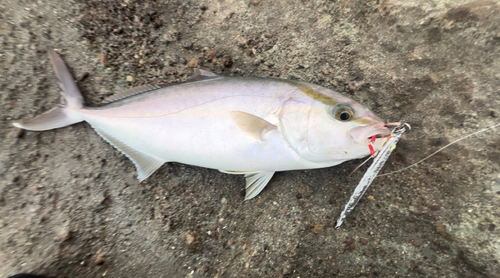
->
[279, 83, 391, 164]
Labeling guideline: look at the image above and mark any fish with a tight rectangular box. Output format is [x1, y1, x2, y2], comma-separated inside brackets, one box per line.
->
[13, 48, 391, 200]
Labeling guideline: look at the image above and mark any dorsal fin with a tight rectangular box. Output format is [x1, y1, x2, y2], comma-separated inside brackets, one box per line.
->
[194, 69, 218, 77]
[102, 84, 162, 103]
[101, 69, 221, 104]
[187, 69, 220, 82]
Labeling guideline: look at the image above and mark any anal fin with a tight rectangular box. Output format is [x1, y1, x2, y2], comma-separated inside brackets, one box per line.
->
[93, 128, 164, 181]
[244, 172, 275, 200]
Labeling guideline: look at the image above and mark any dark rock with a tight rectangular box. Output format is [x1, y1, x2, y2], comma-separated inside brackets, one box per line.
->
[222, 55, 233, 68]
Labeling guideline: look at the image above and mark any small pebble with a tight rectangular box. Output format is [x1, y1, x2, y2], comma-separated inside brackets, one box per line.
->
[77, 72, 89, 81]
[181, 229, 199, 252]
[430, 205, 440, 211]
[349, 243, 355, 252]
[412, 239, 421, 247]
[182, 41, 193, 49]
[168, 55, 179, 66]
[348, 82, 356, 93]
[187, 59, 198, 68]
[358, 238, 368, 245]
[98, 54, 107, 66]
[57, 227, 71, 242]
[312, 224, 323, 234]
[205, 49, 217, 60]
[367, 195, 374, 200]
[113, 26, 123, 34]
[154, 18, 162, 28]
[126, 76, 134, 82]
[95, 253, 105, 265]
[435, 222, 451, 240]
[164, 32, 178, 42]
[222, 55, 233, 68]
[221, 197, 227, 204]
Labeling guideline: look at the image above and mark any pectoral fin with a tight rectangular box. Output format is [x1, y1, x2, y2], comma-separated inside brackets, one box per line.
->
[230, 111, 276, 140]
[93, 128, 164, 181]
[244, 172, 275, 200]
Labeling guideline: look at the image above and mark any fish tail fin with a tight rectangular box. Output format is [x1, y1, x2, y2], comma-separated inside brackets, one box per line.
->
[13, 47, 84, 131]
[13, 106, 82, 131]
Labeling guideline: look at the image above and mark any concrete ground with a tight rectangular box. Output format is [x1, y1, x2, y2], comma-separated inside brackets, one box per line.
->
[1, 0, 499, 277]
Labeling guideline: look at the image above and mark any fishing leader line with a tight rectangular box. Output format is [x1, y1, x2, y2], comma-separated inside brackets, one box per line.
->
[337, 122, 499, 228]
[378, 122, 500, 177]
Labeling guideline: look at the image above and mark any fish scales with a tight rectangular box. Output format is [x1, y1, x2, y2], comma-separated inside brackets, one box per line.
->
[81, 78, 322, 171]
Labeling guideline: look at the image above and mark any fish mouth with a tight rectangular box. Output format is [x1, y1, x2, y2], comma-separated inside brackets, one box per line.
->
[367, 122, 408, 140]
[367, 125, 391, 140]
[368, 134, 389, 139]
[365, 132, 391, 147]
[349, 126, 391, 145]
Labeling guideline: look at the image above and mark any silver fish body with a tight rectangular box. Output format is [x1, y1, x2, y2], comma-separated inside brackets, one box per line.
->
[14, 49, 390, 199]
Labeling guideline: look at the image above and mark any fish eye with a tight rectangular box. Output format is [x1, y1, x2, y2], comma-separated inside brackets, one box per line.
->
[330, 105, 354, 122]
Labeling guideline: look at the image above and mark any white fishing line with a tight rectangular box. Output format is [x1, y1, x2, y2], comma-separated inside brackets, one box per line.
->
[336, 122, 499, 229]
[378, 122, 500, 177]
